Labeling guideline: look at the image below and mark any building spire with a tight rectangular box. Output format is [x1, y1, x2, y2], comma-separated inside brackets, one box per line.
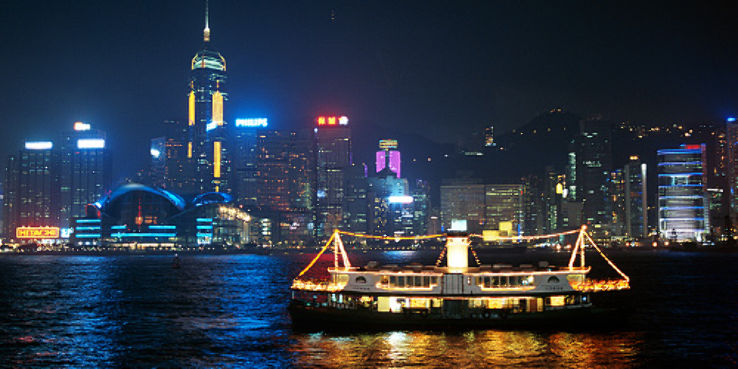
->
[203, 0, 211, 42]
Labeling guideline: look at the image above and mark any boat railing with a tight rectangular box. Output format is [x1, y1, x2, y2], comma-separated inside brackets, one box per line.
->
[570, 278, 630, 292]
[291, 278, 346, 292]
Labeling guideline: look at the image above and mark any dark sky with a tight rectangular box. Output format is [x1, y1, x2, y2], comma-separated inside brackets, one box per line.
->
[1, 0, 737, 180]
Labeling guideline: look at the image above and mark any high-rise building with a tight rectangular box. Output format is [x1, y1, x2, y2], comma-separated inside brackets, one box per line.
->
[623, 156, 647, 239]
[375, 139, 401, 178]
[484, 184, 525, 237]
[3, 141, 60, 238]
[232, 118, 265, 208]
[315, 115, 351, 238]
[368, 167, 412, 236]
[609, 169, 625, 237]
[186, 1, 230, 194]
[253, 128, 314, 245]
[484, 125, 495, 147]
[440, 180, 485, 234]
[412, 179, 431, 235]
[59, 123, 111, 228]
[160, 120, 190, 192]
[343, 163, 369, 234]
[657, 144, 709, 242]
[574, 118, 613, 238]
[726, 118, 738, 223]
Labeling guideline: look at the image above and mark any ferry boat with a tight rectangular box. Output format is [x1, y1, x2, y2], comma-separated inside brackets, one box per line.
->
[289, 226, 630, 328]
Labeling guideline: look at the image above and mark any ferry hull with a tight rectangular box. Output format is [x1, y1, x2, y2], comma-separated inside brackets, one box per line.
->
[288, 300, 624, 330]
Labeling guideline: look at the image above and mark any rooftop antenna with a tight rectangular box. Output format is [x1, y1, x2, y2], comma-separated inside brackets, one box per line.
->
[203, 0, 210, 42]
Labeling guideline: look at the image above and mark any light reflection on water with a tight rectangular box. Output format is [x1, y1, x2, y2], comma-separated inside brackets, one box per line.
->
[289, 329, 641, 368]
[0, 251, 735, 368]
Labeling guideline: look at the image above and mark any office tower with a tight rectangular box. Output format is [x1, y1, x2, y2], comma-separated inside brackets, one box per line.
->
[3, 141, 60, 238]
[368, 167, 412, 236]
[59, 123, 111, 227]
[609, 169, 625, 237]
[160, 120, 190, 192]
[624, 156, 647, 239]
[574, 118, 613, 237]
[343, 163, 369, 234]
[315, 115, 351, 238]
[522, 175, 544, 236]
[657, 144, 709, 242]
[484, 184, 525, 237]
[187, 1, 229, 194]
[440, 180, 485, 234]
[726, 118, 738, 223]
[255, 128, 314, 245]
[484, 124, 495, 147]
[375, 139, 401, 178]
[232, 118, 265, 208]
[150, 137, 167, 188]
[412, 179, 431, 235]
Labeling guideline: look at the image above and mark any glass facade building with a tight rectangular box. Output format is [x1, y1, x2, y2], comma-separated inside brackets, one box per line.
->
[657, 144, 709, 242]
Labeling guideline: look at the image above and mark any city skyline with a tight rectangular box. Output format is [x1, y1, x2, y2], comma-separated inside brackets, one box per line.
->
[1, 0, 738, 179]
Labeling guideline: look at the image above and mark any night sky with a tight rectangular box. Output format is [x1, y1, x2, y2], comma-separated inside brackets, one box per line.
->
[1, 0, 737, 180]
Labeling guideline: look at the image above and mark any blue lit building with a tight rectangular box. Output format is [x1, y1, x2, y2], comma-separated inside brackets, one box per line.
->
[59, 122, 111, 228]
[71, 184, 251, 249]
[657, 144, 709, 242]
[186, 1, 230, 194]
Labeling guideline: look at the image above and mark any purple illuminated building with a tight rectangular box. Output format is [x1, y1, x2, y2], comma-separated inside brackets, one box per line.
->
[375, 139, 401, 178]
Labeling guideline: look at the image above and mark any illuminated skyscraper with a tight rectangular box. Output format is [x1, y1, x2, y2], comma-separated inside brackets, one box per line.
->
[573, 118, 613, 238]
[314, 115, 351, 238]
[375, 139, 401, 178]
[726, 117, 738, 223]
[624, 156, 647, 239]
[187, 1, 229, 194]
[3, 141, 60, 238]
[59, 123, 111, 228]
[657, 144, 709, 242]
[150, 120, 190, 192]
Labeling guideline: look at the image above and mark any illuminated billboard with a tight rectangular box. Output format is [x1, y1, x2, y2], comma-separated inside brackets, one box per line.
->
[388, 195, 413, 204]
[25, 141, 53, 150]
[73, 121, 91, 131]
[77, 139, 105, 149]
[316, 116, 349, 126]
[379, 139, 398, 150]
[235, 118, 268, 127]
[16, 227, 60, 239]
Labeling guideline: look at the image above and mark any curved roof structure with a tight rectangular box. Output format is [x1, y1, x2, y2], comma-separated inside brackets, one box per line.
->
[98, 183, 186, 212]
[192, 192, 233, 207]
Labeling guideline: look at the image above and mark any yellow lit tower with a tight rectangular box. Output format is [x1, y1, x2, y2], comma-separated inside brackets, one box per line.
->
[187, 0, 229, 194]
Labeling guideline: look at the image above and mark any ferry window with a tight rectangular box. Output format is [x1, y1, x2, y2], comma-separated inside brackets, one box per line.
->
[484, 276, 490, 288]
[431, 276, 438, 285]
[355, 276, 367, 284]
[390, 276, 397, 286]
[381, 275, 389, 286]
[423, 276, 430, 286]
[415, 276, 422, 286]
[547, 276, 560, 284]
[408, 276, 414, 287]
[398, 277, 405, 287]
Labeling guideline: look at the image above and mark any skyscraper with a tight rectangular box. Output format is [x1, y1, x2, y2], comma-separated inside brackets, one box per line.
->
[574, 118, 613, 238]
[232, 118, 264, 209]
[314, 115, 351, 238]
[59, 123, 111, 228]
[187, 1, 229, 194]
[657, 144, 709, 242]
[726, 118, 738, 224]
[375, 139, 401, 178]
[3, 141, 60, 238]
[623, 156, 647, 239]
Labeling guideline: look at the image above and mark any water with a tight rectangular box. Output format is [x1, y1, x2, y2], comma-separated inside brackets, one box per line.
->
[0, 250, 736, 368]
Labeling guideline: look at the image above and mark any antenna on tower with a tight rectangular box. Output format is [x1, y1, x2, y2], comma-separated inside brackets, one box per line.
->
[203, 0, 211, 42]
